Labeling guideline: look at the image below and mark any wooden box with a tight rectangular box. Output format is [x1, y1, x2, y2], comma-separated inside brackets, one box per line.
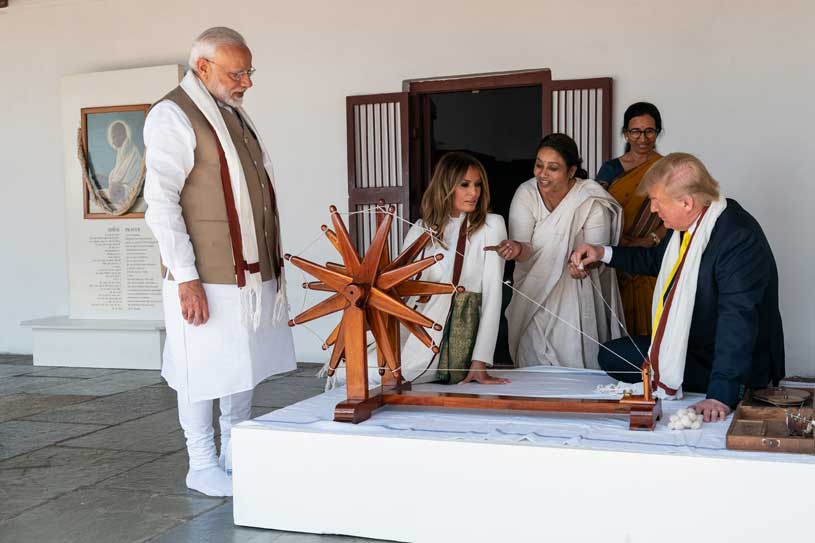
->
[726, 402, 814, 455]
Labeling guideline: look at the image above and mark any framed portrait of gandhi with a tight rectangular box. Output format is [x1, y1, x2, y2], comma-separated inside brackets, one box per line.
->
[80, 104, 150, 219]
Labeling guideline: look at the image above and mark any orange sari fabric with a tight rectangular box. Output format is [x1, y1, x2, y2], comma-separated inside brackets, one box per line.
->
[607, 154, 663, 336]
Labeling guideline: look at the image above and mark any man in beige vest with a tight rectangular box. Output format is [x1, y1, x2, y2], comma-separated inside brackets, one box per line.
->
[144, 27, 296, 497]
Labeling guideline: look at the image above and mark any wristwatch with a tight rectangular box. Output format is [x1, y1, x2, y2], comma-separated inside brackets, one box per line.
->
[649, 232, 660, 246]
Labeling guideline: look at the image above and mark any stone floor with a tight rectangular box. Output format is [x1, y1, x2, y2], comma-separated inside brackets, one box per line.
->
[0, 355, 388, 542]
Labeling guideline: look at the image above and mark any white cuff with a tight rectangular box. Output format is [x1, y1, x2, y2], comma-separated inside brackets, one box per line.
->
[172, 265, 200, 283]
[601, 246, 613, 264]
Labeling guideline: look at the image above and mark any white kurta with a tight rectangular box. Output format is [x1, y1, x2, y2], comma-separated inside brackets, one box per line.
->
[507, 178, 624, 369]
[144, 100, 296, 403]
[399, 213, 507, 383]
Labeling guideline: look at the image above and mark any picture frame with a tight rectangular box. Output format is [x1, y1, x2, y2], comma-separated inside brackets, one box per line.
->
[80, 104, 150, 219]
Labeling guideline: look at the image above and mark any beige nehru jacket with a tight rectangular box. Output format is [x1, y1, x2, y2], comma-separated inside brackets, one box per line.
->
[157, 86, 281, 285]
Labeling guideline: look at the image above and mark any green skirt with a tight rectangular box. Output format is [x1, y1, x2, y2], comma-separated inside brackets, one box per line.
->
[436, 292, 481, 384]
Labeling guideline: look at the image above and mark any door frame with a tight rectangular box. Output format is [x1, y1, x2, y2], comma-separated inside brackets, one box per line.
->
[403, 70, 553, 220]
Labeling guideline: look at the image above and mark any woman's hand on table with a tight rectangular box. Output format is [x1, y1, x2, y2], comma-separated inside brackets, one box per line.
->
[459, 361, 511, 385]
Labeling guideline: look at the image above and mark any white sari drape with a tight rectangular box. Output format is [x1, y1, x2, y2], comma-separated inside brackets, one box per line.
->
[507, 179, 624, 368]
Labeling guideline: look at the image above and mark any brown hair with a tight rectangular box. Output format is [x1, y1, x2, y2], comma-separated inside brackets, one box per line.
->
[420, 152, 490, 239]
[639, 152, 720, 205]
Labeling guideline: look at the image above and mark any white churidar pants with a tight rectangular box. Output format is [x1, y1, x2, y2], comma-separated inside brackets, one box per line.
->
[177, 389, 253, 470]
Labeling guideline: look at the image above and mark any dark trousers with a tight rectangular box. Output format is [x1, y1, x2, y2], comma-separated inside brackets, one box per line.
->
[598, 336, 711, 394]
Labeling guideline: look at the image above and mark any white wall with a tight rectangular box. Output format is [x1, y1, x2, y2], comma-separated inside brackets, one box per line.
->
[1, 0, 813, 374]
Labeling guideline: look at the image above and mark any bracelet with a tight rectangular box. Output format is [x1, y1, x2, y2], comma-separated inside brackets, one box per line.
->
[649, 232, 660, 246]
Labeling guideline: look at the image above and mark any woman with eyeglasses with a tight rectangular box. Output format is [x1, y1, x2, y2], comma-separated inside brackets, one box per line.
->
[596, 102, 667, 337]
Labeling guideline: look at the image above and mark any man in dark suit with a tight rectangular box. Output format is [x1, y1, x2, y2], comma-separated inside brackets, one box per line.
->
[570, 153, 784, 422]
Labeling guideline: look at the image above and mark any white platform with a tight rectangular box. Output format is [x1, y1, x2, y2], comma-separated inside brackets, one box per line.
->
[21, 315, 164, 370]
[233, 367, 815, 542]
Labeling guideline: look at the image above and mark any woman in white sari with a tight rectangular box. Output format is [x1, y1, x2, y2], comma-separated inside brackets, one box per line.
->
[497, 134, 624, 369]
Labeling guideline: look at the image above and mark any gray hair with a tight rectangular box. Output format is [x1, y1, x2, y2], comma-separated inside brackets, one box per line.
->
[188, 27, 248, 69]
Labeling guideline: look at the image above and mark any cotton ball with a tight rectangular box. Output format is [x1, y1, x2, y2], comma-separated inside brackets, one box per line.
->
[667, 422, 676, 430]
[676, 409, 687, 418]
[691, 420, 702, 430]
[686, 411, 698, 422]
[680, 415, 692, 427]
[669, 414, 679, 423]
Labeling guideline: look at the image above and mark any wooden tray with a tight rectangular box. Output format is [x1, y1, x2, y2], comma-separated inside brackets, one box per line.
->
[726, 403, 814, 455]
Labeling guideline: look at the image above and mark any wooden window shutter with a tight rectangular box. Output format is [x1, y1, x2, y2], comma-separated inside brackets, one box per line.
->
[346, 92, 410, 256]
[544, 78, 613, 179]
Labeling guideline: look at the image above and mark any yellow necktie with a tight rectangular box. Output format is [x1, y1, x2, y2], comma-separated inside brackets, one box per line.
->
[652, 232, 691, 340]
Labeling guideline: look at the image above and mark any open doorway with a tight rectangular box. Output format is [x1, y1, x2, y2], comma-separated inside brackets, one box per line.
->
[422, 85, 541, 225]
[418, 85, 542, 364]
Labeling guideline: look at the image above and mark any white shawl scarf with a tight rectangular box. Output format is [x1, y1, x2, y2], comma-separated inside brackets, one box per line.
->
[180, 71, 288, 329]
[650, 196, 727, 395]
[506, 179, 623, 363]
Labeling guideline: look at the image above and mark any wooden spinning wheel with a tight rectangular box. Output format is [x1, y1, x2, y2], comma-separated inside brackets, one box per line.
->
[285, 204, 456, 422]
[287, 204, 662, 430]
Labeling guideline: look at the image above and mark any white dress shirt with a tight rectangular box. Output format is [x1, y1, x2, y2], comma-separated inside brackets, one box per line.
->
[143, 100, 199, 282]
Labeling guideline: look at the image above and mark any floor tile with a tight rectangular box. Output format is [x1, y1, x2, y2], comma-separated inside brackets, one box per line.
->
[100, 450, 192, 496]
[0, 355, 34, 365]
[0, 393, 95, 423]
[291, 365, 324, 378]
[41, 370, 163, 396]
[0, 376, 84, 395]
[149, 502, 281, 543]
[0, 486, 222, 543]
[60, 408, 185, 453]
[273, 532, 377, 542]
[28, 367, 125, 379]
[0, 446, 159, 521]
[0, 365, 44, 378]
[24, 385, 177, 426]
[149, 502, 383, 543]
[252, 380, 326, 408]
[251, 406, 277, 419]
[0, 420, 104, 461]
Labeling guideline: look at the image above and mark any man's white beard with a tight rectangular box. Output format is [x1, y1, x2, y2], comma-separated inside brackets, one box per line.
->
[211, 79, 243, 108]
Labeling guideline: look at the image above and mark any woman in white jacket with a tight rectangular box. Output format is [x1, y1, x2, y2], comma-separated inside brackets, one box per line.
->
[399, 152, 510, 385]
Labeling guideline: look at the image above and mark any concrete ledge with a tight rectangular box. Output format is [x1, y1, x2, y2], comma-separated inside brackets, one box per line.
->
[21, 315, 165, 370]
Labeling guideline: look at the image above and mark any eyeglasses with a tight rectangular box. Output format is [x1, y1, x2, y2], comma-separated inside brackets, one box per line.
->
[625, 128, 660, 140]
[204, 59, 256, 82]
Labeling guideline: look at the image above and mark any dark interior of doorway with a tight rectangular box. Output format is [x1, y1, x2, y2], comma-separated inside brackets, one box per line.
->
[423, 85, 542, 366]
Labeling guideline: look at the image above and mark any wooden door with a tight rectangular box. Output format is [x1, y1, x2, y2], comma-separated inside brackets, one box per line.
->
[346, 92, 410, 256]
[546, 77, 613, 178]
